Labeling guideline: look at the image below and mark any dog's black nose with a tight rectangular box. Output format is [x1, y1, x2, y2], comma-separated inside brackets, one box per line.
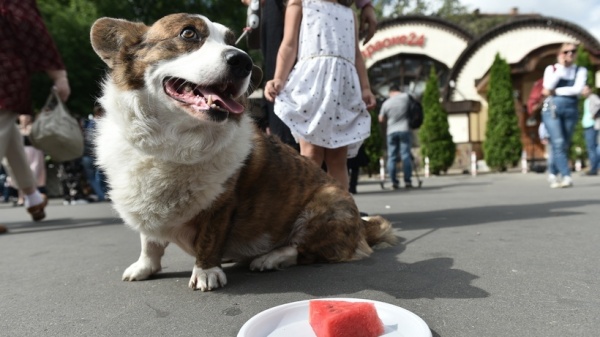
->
[224, 50, 253, 79]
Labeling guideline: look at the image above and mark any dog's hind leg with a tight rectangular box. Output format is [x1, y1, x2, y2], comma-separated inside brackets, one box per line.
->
[122, 233, 168, 281]
[249, 246, 299, 271]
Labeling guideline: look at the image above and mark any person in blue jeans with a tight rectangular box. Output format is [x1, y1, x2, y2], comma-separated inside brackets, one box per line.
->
[82, 106, 108, 201]
[541, 43, 587, 188]
[379, 85, 413, 189]
[581, 85, 600, 175]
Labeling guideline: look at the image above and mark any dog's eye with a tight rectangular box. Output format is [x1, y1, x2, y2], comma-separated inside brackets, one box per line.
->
[180, 28, 198, 40]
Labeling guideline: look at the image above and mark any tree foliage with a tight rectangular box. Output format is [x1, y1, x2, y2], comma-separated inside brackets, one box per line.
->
[31, 0, 247, 118]
[363, 108, 385, 174]
[483, 53, 522, 171]
[374, 0, 466, 16]
[418, 68, 455, 174]
[571, 44, 595, 162]
[374, 0, 508, 36]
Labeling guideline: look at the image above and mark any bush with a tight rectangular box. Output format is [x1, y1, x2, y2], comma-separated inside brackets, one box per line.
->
[571, 45, 595, 163]
[483, 53, 522, 171]
[418, 68, 455, 174]
[363, 108, 384, 175]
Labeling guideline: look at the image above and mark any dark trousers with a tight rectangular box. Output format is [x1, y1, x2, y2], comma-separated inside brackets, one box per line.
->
[261, 0, 297, 149]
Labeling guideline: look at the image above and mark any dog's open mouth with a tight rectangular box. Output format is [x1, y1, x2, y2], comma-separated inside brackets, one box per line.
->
[163, 77, 245, 119]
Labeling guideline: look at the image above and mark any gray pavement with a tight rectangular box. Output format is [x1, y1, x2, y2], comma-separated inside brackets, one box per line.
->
[1, 172, 599, 337]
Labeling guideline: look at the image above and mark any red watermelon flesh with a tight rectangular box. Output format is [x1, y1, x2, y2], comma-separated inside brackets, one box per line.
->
[309, 300, 384, 337]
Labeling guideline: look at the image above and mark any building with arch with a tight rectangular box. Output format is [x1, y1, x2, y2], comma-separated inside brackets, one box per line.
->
[362, 10, 600, 170]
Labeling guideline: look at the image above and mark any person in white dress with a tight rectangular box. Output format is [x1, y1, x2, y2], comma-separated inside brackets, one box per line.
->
[264, 0, 375, 189]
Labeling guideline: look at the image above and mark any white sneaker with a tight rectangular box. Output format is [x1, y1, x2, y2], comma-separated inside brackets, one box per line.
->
[560, 176, 573, 188]
[549, 175, 561, 188]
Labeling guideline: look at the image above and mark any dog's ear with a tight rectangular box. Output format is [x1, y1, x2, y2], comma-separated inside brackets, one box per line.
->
[247, 65, 263, 96]
[90, 18, 148, 69]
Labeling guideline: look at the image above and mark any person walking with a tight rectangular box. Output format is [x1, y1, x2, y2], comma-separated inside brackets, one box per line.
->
[0, 0, 71, 234]
[242, 0, 377, 150]
[264, 0, 376, 189]
[541, 43, 587, 188]
[581, 85, 600, 176]
[378, 85, 413, 189]
[15, 114, 47, 206]
[82, 106, 108, 201]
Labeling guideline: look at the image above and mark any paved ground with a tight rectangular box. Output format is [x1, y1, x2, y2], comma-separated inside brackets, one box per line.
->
[1, 172, 599, 337]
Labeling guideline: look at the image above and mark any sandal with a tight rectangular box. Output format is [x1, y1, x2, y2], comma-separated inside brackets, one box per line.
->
[27, 194, 48, 222]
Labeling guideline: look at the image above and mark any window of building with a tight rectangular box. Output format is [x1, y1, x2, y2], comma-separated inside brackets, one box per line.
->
[368, 53, 449, 99]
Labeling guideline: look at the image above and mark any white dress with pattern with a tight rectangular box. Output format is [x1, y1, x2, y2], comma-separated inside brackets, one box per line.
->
[274, 0, 371, 157]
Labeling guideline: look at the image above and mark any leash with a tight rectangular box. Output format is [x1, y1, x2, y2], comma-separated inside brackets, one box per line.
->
[235, 0, 260, 45]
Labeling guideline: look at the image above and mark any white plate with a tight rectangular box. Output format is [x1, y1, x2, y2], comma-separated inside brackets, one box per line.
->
[238, 298, 432, 337]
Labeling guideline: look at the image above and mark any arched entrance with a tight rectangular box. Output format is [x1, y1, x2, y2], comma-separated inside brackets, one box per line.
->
[361, 15, 473, 97]
[368, 53, 449, 97]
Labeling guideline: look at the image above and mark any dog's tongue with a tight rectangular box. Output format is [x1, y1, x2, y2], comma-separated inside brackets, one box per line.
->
[199, 88, 245, 114]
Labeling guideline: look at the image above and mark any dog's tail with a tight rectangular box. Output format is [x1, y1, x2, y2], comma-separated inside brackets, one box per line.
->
[354, 215, 397, 259]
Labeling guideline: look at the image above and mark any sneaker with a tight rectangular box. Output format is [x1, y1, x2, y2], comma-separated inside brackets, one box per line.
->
[549, 175, 561, 189]
[71, 199, 89, 205]
[560, 176, 573, 188]
[0, 225, 7, 234]
[26, 194, 47, 222]
[405, 182, 413, 189]
[391, 184, 400, 190]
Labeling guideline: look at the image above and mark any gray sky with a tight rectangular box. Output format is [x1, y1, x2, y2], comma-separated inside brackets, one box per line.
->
[460, 0, 600, 43]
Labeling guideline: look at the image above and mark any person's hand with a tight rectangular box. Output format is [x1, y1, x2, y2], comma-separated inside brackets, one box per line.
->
[53, 76, 71, 102]
[362, 88, 376, 109]
[359, 5, 377, 45]
[542, 88, 554, 97]
[264, 79, 284, 102]
[47, 70, 70, 102]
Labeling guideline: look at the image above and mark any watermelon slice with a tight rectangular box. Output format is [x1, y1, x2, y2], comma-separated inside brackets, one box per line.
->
[309, 300, 384, 337]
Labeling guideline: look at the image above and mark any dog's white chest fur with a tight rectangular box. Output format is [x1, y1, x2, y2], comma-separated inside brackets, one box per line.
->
[95, 82, 253, 237]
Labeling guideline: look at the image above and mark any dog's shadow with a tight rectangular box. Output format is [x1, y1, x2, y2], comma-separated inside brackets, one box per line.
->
[155, 237, 488, 301]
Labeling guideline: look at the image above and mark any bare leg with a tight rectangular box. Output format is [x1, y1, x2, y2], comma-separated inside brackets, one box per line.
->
[299, 138, 324, 167]
[324, 146, 349, 189]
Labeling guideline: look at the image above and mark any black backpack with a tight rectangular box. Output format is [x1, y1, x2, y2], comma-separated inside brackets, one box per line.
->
[407, 94, 423, 129]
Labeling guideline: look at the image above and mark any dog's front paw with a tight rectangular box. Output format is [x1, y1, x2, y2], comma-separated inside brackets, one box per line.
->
[188, 266, 227, 291]
[122, 259, 161, 281]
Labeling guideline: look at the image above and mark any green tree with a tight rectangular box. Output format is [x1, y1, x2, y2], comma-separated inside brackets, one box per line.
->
[418, 68, 455, 174]
[571, 44, 595, 163]
[483, 53, 522, 171]
[32, 0, 103, 117]
[435, 0, 468, 16]
[363, 108, 385, 175]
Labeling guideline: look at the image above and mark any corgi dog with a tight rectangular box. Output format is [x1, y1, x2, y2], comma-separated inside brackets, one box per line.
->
[90, 13, 396, 292]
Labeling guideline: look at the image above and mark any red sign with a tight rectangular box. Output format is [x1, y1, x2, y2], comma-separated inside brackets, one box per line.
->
[362, 33, 426, 59]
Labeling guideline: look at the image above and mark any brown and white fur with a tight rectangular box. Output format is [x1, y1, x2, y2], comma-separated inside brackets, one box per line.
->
[90, 13, 396, 292]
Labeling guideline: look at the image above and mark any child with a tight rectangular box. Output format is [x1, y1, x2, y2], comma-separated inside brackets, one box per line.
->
[264, 0, 376, 189]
